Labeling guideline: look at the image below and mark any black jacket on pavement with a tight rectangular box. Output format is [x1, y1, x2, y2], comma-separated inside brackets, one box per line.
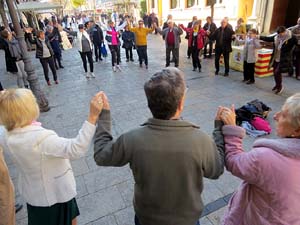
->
[210, 26, 235, 52]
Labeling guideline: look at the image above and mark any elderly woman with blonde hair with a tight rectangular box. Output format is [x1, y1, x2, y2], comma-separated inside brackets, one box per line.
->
[218, 93, 300, 224]
[0, 88, 104, 225]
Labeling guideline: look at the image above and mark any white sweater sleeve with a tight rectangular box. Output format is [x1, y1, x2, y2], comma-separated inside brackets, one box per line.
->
[41, 121, 96, 160]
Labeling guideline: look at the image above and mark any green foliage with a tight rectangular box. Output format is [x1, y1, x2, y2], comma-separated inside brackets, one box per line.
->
[140, 0, 146, 17]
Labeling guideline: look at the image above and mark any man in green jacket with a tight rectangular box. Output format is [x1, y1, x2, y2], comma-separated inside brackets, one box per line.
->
[94, 67, 225, 225]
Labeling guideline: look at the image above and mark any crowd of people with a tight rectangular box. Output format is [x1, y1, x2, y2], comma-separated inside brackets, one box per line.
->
[1, 12, 300, 225]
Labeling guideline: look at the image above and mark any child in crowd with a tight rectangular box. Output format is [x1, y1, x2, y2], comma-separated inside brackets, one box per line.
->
[0, 88, 103, 225]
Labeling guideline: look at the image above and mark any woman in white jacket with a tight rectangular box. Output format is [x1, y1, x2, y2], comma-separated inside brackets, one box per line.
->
[0, 88, 104, 225]
[77, 24, 95, 78]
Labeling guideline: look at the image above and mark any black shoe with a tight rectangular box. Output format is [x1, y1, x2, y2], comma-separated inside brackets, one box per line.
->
[192, 68, 196, 71]
[145, 65, 148, 69]
[99, 58, 103, 61]
[130, 58, 134, 62]
[165, 64, 170, 67]
[198, 68, 201, 72]
[126, 59, 129, 62]
[275, 86, 284, 94]
[15, 204, 23, 213]
[215, 70, 219, 75]
[59, 65, 64, 69]
[175, 65, 179, 68]
[224, 73, 229, 77]
[24, 85, 29, 89]
[272, 86, 278, 91]
[246, 80, 255, 84]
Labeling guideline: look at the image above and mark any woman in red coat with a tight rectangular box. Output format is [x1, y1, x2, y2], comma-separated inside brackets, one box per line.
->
[180, 20, 207, 72]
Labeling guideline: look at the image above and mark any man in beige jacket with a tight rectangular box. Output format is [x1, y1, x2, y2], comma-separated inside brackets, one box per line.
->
[0, 146, 15, 225]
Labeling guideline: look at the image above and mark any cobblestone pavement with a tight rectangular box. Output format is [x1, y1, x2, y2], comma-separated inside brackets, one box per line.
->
[1, 34, 299, 225]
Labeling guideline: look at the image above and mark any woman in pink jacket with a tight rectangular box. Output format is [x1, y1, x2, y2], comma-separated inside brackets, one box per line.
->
[219, 93, 300, 225]
[180, 20, 206, 72]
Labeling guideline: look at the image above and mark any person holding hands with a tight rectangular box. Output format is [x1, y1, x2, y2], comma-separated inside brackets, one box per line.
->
[0, 88, 104, 225]
[218, 93, 300, 224]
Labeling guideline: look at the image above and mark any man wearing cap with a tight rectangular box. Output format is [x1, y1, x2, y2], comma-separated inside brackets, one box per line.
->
[155, 20, 183, 67]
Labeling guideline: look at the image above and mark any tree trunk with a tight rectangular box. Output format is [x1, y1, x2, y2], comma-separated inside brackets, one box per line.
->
[0, 0, 9, 29]
[5, 0, 50, 112]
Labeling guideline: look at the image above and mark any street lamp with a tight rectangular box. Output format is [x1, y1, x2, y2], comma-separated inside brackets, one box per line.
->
[4, 0, 50, 112]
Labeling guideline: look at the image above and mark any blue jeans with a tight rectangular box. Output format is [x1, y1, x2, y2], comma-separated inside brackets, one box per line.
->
[134, 215, 200, 225]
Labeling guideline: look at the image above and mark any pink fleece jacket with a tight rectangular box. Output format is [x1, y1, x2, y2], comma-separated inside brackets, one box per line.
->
[222, 125, 300, 225]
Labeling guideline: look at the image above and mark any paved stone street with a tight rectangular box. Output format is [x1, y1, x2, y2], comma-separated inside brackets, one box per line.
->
[1, 33, 299, 225]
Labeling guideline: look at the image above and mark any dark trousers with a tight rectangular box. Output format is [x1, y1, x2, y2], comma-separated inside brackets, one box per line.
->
[166, 46, 179, 67]
[125, 47, 133, 60]
[136, 45, 148, 65]
[54, 53, 62, 68]
[295, 51, 300, 78]
[94, 43, 102, 61]
[134, 215, 200, 225]
[192, 47, 201, 69]
[0, 81, 3, 91]
[273, 61, 282, 89]
[215, 48, 230, 74]
[39, 57, 57, 82]
[243, 61, 255, 82]
[204, 40, 213, 57]
[79, 51, 93, 73]
[109, 45, 120, 66]
[187, 46, 192, 57]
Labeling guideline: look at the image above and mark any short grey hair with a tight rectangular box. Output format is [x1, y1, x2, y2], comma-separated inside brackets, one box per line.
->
[284, 93, 300, 128]
[144, 67, 186, 120]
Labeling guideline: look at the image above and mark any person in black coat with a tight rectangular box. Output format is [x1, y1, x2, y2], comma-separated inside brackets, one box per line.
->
[203, 16, 217, 58]
[27, 29, 58, 85]
[46, 25, 64, 69]
[92, 24, 104, 62]
[210, 19, 235, 76]
[0, 26, 18, 74]
[260, 26, 299, 94]
[122, 25, 135, 62]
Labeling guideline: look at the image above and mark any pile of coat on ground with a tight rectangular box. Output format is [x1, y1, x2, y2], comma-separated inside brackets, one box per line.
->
[235, 99, 272, 137]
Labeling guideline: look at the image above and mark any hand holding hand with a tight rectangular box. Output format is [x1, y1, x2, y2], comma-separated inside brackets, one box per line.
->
[88, 91, 104, 124]
[220, 105, 236, 126]
[215, 106, 224, 120]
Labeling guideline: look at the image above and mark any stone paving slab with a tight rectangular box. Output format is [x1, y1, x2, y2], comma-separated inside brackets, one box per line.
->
[0, 33, 299, 225]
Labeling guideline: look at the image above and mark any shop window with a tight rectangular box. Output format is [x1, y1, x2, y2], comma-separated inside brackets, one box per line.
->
[151, 0, 155, 8]
[206, 0, 216, 6]
[186, 0, 195, 8]
[170, 0, 177, 9]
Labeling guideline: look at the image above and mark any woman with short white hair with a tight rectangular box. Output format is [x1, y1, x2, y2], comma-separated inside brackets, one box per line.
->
[218, 93, 300, 224]
[0, 88, 104, 225]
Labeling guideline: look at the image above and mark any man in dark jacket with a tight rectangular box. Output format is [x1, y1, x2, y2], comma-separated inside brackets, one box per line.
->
[292, 17, 300, 80]
[210, 19, 235, 76]
[260, 26, 299, 94]
[92, 24, 104, 62]
[93, 67, 224, 225]
[203, 16, 217, 58]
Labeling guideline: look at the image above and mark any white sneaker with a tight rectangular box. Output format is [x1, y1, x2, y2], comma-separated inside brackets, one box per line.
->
[116, 65, 122, 71]
[113, 66, 117, 72]
[86, 72, 91, 78]
[90, 72, 95, 78]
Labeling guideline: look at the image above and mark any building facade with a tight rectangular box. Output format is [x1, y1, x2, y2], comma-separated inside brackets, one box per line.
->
[146, 0, 300, 34]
